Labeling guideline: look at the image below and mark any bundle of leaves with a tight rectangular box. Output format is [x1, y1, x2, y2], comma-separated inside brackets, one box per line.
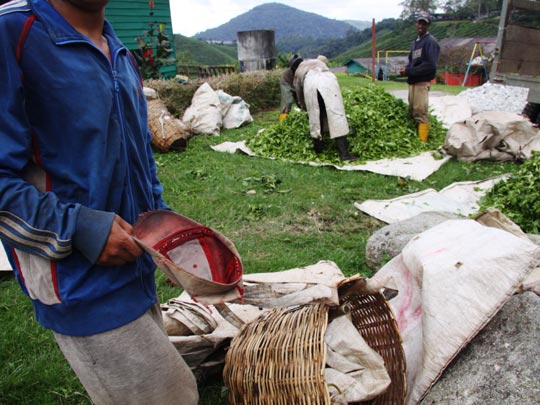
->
[246, 84, 447, 164]
[479, 152, 540, 234]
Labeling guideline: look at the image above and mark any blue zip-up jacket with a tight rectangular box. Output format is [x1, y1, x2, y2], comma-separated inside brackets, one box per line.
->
[405, 32, 440, 84]
[0, 0, 169, 336]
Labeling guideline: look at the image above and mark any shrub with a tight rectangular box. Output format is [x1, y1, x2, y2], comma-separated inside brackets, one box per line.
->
[144, 69, 282, 117]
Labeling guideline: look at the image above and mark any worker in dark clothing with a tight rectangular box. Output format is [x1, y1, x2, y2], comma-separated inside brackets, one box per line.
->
[400, 12, 440, 142]
[279, 66, 296, 121]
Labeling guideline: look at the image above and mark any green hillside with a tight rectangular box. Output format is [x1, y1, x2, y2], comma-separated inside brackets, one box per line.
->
[173, 17, 501, 67]
[334, 17, 500, 63]
[195, 2, 356, 43]
[174, 35, 237, 66]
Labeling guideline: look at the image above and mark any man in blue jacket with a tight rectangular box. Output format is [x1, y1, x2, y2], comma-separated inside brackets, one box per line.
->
[0, 0, 198, 403]
[400, 12, 440, 143]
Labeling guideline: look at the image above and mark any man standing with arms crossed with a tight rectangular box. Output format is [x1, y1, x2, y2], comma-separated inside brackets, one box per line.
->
[0, 0, 198, 403]
[400, 12, 440, 143]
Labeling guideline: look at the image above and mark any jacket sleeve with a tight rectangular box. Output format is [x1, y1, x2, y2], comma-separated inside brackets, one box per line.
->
[0, 24, 113, 264]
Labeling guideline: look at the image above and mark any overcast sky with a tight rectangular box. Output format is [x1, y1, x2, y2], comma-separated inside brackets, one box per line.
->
[170, 1, 404, 37]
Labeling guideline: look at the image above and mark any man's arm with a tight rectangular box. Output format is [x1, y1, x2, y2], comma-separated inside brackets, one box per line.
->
[96, 215, 143, 266]
[0, 20, 139, 267]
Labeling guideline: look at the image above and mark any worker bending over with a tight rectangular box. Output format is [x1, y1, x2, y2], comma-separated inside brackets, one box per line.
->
[281, 55, 357, 161]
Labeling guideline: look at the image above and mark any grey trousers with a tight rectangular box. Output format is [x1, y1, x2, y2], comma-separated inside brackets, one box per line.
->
[53, 304, 198, 405]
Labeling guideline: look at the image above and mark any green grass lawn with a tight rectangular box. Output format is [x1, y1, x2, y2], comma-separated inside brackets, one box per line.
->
[0, 77, 518, 404]
[337, 74, 467, 95]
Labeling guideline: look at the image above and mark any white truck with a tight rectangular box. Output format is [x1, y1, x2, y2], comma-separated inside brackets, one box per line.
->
[490, 0, 540, 123]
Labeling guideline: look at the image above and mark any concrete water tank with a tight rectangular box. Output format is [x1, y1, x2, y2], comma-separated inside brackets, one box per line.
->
[236, 30, 276, 72]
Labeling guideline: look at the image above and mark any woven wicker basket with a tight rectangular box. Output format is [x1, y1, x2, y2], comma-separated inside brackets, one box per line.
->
[342, 293, 406, 405]
[147, 98, 188, 152]
[223, 292, 406, 404]
[224, 303, 330, 404]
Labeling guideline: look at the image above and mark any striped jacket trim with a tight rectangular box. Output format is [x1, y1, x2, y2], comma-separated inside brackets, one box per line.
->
[0, 211, 71, 260]
[0, 0, 30, 16]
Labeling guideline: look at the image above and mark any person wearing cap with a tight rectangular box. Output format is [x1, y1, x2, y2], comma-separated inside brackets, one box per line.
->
[280, 54, 358, 161]
[399, 12, 440, 143]
[0, 0, 198, 403]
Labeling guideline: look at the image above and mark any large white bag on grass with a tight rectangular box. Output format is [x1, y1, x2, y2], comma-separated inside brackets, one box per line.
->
[182, 82, 222, 135]
[368, 219, 540, 404]
[216, 90, 253, 129]
[444, 111, 540, 161]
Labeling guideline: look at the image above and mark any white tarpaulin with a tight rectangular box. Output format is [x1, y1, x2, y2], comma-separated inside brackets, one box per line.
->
[444, 111, 540, 162]
[241, 260, 345, 308]
[211, 141, 451, 181]
[165, 293, 264, 370]
[355, 176, 509, 224]
[367, 219, 540, 404]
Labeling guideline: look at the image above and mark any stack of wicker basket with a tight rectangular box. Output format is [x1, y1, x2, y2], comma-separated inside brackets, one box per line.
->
[223, 285, 406, 404]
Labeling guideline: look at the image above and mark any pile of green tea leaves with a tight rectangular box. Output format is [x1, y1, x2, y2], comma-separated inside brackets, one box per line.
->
[479, 152, 540, 233]
[246, 84, 447, 165]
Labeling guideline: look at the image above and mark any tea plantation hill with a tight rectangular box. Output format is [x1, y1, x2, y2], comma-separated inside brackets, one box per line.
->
[173, 2, 500, 65]
[193, 3, 358, 43]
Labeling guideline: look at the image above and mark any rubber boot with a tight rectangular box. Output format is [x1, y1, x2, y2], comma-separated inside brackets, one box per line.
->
[312, 138, 324, 154]
[335, 136, 358, 161]
[418, 123, 429, 143]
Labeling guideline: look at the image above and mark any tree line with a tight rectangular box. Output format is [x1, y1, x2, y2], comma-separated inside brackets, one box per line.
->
[400, 0, 502, 19]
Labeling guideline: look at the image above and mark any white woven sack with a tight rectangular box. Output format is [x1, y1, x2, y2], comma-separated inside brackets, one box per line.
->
[182, 82, 222, 135]
[369, 219, 540, 404]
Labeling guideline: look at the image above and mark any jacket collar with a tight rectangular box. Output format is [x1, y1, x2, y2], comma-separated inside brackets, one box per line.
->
[29, 0, 123, 52]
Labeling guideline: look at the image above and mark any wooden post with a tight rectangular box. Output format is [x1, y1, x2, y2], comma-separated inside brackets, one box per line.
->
[371, 18, 376, 82]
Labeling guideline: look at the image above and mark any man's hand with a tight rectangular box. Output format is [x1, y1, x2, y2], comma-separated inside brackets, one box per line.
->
[399, 66, 406, 77]
[97, 215, 144, 266]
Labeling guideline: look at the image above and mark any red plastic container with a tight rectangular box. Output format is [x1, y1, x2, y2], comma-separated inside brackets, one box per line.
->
[440, 72, 483, 87]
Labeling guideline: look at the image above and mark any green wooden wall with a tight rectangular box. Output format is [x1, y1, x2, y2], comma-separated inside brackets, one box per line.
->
[343, 59, 368, 75]
[105, 0, 177, 78]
